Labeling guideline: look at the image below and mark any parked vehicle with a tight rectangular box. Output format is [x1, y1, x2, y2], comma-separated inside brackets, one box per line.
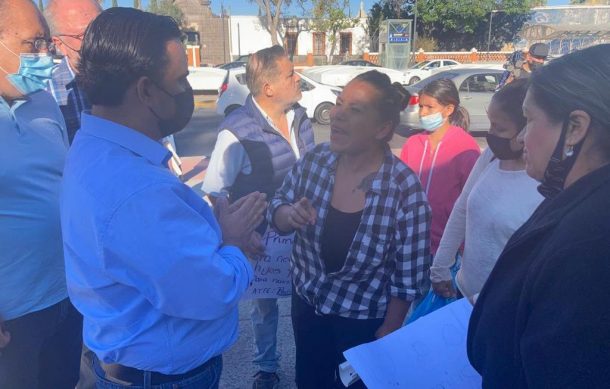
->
[216, 61, 247, 70]
[216, 66, 341, 125]
[396, 67, 504, 136]
[301, 65, 411, 87]
[340, 60, 380, 67]
[403, 59, 461, 85]
[187, 66, 227, 93]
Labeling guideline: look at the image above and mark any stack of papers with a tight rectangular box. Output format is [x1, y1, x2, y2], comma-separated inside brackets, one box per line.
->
[343, 298, 481, 388]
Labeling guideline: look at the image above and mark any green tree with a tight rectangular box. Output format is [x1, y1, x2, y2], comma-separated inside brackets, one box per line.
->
[147, 0, 184, 26]
[368, 1, 414, 52]
[38, 0, 44, 10]
[111, 0, 118, 7]
[133, 0, 141, 9]
[412, 0, 544, 51]
[311, 0, 357, 61]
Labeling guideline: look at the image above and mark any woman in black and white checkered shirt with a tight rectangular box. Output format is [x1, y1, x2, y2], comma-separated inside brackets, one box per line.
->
[270, 70, 432, 389]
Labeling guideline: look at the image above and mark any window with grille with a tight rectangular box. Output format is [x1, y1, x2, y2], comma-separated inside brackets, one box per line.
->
[339, 33, 352, 55]
[313, 32, 325, 56]
[285, 32, 298, 57]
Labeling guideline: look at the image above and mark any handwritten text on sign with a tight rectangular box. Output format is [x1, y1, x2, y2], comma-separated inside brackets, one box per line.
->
[244, 228, 294, 299]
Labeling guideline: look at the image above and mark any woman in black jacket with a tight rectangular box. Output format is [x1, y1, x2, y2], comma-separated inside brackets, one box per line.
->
[468, 44, 610, 388]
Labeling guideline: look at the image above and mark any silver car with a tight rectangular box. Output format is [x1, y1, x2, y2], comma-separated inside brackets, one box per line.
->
[397, 68, 505, 137]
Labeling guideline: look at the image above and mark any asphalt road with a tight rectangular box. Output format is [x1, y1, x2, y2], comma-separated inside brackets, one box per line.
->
[173, 107, 487, 389]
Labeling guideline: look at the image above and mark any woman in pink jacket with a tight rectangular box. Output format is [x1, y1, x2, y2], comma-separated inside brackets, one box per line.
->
[400, 79, 480, 256]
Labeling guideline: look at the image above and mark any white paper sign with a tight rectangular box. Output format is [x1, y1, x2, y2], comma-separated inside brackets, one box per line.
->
[243, 227, 294, 299]
[343, 298, 481, 389]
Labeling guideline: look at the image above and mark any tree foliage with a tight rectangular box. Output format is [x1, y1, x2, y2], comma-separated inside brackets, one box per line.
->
[369, 0, 545, 51]
[133, 0, 141, 9]
[111, 0, 118, 7]
[147, 0, 184, 26]
[311, 0, 357, 60]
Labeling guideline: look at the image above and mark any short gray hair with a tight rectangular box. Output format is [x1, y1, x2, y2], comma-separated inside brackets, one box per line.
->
[44, 0, 102, 36]
[246, 45, 287, 97]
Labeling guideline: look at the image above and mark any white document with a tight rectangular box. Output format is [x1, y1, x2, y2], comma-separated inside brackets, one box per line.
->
[243, 227, 294, 299]
[343, 298, 481, 389]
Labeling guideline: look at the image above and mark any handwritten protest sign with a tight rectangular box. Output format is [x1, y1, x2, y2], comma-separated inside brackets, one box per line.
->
[244, 227, 294, 299]
[344, 298, 480, 388]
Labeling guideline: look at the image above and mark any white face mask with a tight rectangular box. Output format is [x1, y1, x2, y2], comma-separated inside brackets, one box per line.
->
[419, 111, 445, 132]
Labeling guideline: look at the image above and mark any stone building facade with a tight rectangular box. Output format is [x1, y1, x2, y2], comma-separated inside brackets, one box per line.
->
[174, 0, 231, 65]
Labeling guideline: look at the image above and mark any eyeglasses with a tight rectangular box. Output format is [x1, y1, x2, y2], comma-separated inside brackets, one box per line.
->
[58, 33, 85, 41]
[22, 38, 55, 52]
[56, 33, 85, 53]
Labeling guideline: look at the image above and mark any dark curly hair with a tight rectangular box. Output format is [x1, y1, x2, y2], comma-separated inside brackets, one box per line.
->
[352, 70, 411, 142]
[77, 7, 182, 106]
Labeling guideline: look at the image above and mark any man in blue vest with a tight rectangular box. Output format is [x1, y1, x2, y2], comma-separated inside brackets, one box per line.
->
[202, 45, 315, 389]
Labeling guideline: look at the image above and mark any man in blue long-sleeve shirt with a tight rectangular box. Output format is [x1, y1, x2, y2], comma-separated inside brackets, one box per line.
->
[60, 8, 266, 388]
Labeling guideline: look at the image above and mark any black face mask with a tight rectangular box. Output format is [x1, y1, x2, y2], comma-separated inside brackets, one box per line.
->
[486, 133, 523, 160]
[150, 83, 194, 137]
[538, 120, 584, 199]
[529, 61, 543, 71]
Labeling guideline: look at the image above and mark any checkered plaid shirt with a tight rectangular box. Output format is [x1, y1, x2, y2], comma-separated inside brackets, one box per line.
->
[47, 58, 90, 144]
[269, 143, 431, 319]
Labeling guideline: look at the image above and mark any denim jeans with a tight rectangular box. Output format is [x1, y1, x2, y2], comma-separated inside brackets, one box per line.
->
[251, 298, 280, 373]
[0, 298, 83, 389]
[93, 355, 222, 389]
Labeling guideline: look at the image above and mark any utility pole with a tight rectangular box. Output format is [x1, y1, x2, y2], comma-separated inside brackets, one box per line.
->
[487, 10, 498, 61]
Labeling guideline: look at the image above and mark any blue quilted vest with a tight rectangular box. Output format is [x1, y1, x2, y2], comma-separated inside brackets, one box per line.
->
[221, 94, 315, 204]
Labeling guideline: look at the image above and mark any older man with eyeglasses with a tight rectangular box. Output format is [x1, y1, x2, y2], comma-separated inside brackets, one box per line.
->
[0, 0, 82, 388]
[45, 0, 101, 144]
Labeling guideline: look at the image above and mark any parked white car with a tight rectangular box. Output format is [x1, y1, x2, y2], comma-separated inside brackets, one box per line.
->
[216, 67, 341, 125]
[187, 66, 227, 93]
[402, 59, 461, 85]
[301, 65, 410, 87]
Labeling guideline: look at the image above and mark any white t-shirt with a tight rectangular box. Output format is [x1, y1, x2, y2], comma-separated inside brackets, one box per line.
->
[202, 98, 299, 197]
[430, 148, 543, 300]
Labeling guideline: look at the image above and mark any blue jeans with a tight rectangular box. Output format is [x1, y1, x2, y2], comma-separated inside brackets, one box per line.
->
[93, 356, 222, 389]
[251, 298, 280, 373]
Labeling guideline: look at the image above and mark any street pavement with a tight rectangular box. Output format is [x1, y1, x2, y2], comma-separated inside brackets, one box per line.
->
[174, 102, 488, 389]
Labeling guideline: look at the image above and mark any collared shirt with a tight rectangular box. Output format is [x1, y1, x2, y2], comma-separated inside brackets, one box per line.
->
[61, 113, 253, 374]
[0, 90, 69, 320]
[202, 96, 297, 197]
[269, 143, 432, 319]
[47, 57, 90, 143]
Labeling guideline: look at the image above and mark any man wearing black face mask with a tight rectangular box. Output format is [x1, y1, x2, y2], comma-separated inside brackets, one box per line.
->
[516, 42, 549, 80]
[60, 8, 267, 388]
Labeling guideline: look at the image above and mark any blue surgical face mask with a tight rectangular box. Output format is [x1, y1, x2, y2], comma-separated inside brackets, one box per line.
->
[420, 111, 445, 132]
[0, 40, 55, 95]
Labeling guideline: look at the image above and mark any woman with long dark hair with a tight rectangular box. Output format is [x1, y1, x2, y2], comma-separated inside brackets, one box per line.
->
[400, 79, 480, 256]
[468, 44, 610, 387]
